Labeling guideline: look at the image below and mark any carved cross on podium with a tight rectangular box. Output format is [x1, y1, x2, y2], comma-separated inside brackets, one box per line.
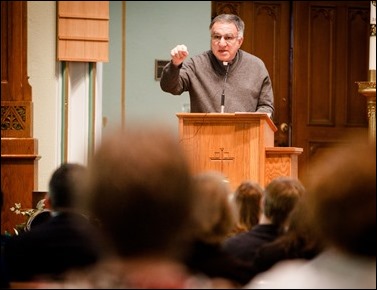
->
[209, 147, 235, 172]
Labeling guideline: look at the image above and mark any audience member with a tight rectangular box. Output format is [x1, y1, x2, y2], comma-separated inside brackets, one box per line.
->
[228, 180, 263, 236]
[3, 163, 106, 282]
[249, 199, 323, 277]
[246, 139, 376, 289]
[222, 176, 305, 264]
[50, 127, 229, 288]
[184, 171, 255, 287]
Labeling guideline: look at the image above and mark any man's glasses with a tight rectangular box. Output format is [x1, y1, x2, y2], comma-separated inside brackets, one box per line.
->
[211, 34, 238, 45]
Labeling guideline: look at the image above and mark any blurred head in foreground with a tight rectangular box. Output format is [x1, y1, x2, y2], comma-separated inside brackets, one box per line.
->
[83, 126, 195, 260]
[303, 139, 376, 257]
[190, 171, 235, 244]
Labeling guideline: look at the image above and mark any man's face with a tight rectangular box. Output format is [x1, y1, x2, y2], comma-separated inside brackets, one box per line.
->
[210, 21, 243, 63]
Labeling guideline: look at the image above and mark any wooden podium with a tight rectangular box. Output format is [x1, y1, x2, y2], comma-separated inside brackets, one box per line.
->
[177, 113, 303, 191]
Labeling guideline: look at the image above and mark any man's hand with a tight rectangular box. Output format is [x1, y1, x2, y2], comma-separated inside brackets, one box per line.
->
[170, 44, 189, 66]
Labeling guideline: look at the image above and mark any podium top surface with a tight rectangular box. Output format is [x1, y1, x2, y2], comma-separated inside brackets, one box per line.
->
[176, 112, 277, 132]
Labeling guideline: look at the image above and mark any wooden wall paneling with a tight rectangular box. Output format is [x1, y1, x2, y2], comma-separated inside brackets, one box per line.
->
[1, 139, 40, 234]
[307, 4, 336, 127]
[346, 5, 369, 126]
[292, 1, 369, 179]
[244, 2, 291, 147]
[1, 1, 32, 103]
[1, 1, 39, 235]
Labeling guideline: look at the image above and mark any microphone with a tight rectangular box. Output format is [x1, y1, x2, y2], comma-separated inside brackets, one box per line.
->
[221, 62, 230, 113]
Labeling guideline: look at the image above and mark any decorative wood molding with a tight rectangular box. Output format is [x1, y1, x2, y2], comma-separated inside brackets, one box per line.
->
[212, 1, 242, 19]
[1, 101, 32, 137]
[1, 1, 39, 235]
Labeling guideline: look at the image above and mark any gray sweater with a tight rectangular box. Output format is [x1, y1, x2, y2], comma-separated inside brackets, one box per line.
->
[160, 49, 274, 115]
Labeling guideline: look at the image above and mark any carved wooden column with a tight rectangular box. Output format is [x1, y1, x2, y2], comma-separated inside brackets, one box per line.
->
[1, 1, 39, 234]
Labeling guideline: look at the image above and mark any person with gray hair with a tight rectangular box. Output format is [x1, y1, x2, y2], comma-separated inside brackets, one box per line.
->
[160, 13, 274, 115]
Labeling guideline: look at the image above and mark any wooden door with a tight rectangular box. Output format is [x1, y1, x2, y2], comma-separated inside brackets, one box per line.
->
[292, 1, 369, 179]
[212, 1, 369, 180]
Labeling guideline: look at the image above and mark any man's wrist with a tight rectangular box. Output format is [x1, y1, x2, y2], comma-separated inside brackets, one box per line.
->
[171, 61, 182, 68]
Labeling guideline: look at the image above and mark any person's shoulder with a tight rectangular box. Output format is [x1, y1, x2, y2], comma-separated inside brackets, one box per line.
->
[239, 50, 266, 65]
[224, 230, 250, 246]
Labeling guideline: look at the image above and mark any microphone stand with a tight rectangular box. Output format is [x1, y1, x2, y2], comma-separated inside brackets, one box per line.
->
[221, 62, 230, 113]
